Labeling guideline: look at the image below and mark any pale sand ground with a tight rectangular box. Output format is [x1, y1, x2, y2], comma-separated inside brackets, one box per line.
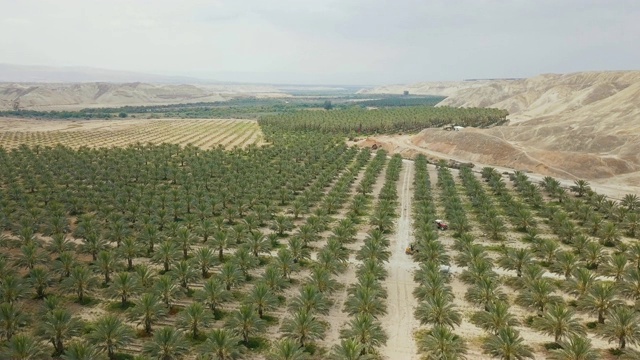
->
[380, 159, 420, 359]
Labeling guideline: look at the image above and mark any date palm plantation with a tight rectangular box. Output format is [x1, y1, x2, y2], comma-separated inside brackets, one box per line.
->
[0, 97, 636, 360]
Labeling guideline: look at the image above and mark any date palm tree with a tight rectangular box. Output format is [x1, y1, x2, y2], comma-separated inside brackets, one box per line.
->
[177, 302, 213, 339]
[0, 302, 27, 341]
[0, 333, 47, 360]
[486, 216, 507, 241]
[465, 276, 507, 310]
[551, 251, 581, 279]
[199, 328, 243, 360]
[515, 278, 563, 315]
[415, 291, 462, 328]
[0, 274, 29, 303]
[563, 268, 597, 300]
[498, 248, 533, 277]
[549, 335, 599, 360]
[599, 306, 640, 350]
[482, 327, 534, 360]
[249, 282, 279, 318]
[267, 338, 309, 360]
[142, 326, 189, 360]
[28, 266, 51, 299]
[175, 226, 196, 259]
[621, 193, 640, 211]
[195, 277, 232, 313]
[262, 265, 288, 293]
[578, 281, 621, 324]
[598, 222, 621, 246]
[417, 325, 468, 360]
[308, 266, 339, 295]
[288, 284, 330, 316]
[532, 303, 585, 343]
[54, 251, 77, 279]
[106, 271, 141, 308]
[88, 314, 134, 360]
[152, 241, 180, 272]
[36, 308, 84, 356]
[154, 274, 184, 308]
[625, 213, 640, 237]
[281, 309, 325, 347]
[245, 231, 271, 258]
[571, 180, 590, 197]
[344, 285, 386, 318]
[14, 242, 46, 270]
[127, 293, 167, 335]
[211, 230, 233, 262]
[135, 263, 157, 289]
[225, 304, 266, 344]
[219, 262, 244, 291]
[94, 250, 121, 284]
[600, 253, 628, 282]
[118, 237, 142, 271]
[233, 246, 259, 279]
[276, 248, 299, 280]
[340, 312, 387, 355]
[470, 301, 520, 335]
[62, 265, 98, 303]
[329, 338, 370, 360]
[618, 267, 640, 300]
[61, 341, 107, 360]
[173, 259, 198, 290]
[192, 247, 217, 278]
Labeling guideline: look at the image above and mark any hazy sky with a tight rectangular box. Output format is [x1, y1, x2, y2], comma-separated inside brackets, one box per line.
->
[1, 0, 639, 85]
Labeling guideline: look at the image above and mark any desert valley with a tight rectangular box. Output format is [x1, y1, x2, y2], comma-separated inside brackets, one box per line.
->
[0, 68, 638, 360]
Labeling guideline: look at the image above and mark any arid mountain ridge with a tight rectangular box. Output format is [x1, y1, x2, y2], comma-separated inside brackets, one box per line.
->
[0, 82, 287, 111]
[360, 71, 640, 187]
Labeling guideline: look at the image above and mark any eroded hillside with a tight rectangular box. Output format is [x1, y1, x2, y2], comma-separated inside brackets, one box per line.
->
[0, 82, 285, 110]
[360, 71, 640, 187]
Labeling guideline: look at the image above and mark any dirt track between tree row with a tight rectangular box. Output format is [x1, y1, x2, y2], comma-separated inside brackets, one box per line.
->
[380, 159, 420, 360]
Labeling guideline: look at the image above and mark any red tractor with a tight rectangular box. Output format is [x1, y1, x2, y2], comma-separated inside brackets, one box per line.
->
[435, 219, 448, 230]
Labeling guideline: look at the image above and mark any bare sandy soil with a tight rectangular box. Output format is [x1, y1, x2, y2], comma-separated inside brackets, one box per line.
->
[380, 160, 420, 360]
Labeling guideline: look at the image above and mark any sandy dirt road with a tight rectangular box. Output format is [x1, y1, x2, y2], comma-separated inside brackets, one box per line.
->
[380, 159, 420, 360]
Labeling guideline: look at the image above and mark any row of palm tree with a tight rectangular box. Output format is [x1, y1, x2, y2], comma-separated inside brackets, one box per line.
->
[411, 156, 469, 359]
[264, 148, 385, 359]
[468, 167, 640, 357]
[259, 106, 509, 135]
[459, 167, 510, 241]
[334, 154, 403, 359]
[0, 133, 383, 359]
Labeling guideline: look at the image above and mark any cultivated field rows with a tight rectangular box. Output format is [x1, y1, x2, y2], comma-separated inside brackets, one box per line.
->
[0, 119, 262, 149]
[409, 157, 640, 359]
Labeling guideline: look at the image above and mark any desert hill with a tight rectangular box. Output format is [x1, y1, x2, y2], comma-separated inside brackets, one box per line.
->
[360, 71, 640, 187]
[0, 82, 286, 111]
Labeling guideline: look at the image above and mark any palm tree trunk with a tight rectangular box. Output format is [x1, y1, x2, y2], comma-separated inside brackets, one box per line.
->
[620, 336, 626, 349]
[145, 318, 152, 334]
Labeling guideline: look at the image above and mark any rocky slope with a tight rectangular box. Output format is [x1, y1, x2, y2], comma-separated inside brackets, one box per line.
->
[361, 71, 640, 185]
